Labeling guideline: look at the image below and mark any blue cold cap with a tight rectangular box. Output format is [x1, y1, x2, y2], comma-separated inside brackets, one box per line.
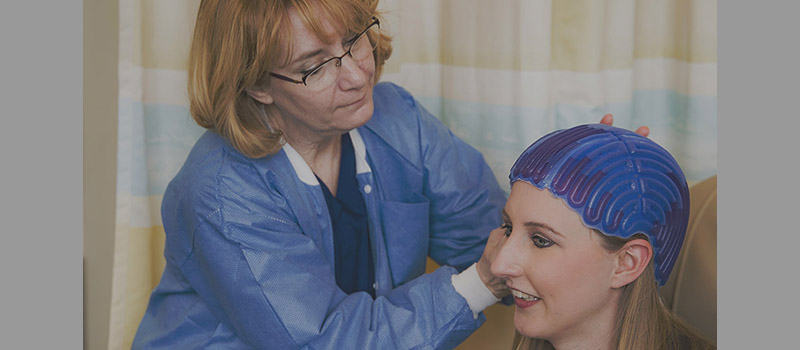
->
[509, 124, 690, 286]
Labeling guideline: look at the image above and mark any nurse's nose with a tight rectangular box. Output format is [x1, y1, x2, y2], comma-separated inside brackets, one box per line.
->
[336, 53, 369, 90]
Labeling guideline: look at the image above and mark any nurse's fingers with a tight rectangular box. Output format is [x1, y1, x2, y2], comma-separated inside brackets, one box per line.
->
[477, 227, 510, 299]
[600, 114, 614, 125]
[599, 113, 650, 138]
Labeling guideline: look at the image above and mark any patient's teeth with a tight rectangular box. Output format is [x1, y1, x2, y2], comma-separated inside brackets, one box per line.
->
[512, 290, 540, 301]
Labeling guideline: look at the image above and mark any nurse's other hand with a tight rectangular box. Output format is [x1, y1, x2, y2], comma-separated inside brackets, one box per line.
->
[599, 114, 650, 137]
[477, 227, 510, 299]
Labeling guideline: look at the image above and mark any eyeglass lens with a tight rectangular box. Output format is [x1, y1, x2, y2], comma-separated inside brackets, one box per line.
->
[303, 24, 379, 90]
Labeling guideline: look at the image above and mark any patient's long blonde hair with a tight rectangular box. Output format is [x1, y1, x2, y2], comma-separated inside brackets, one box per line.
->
[512, 234, 715, 350]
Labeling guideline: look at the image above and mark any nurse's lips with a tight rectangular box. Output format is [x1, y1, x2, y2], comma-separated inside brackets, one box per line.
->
[511, 288, 541, 309]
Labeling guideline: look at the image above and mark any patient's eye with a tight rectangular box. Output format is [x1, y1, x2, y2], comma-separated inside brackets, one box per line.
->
[531, 234, 553, 248]
[500, 223, 512, 237]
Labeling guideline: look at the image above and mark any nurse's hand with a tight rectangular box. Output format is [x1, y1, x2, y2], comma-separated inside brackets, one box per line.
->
[599, 114, 650, 137]
[476, 227, 510, 299]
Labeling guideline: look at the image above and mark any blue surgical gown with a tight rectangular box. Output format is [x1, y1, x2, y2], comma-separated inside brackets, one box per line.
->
[132, 82, 507, 349]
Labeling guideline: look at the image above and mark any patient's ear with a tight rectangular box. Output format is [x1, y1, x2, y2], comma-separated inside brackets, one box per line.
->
[246, 86, 274, 105]
[610, 239, 653, 288]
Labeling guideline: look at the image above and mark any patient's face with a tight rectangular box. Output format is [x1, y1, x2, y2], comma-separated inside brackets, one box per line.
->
[492, 181, 620, 343]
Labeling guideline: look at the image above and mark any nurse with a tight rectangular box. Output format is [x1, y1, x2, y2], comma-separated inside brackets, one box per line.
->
[494, 124, 714, 349]
[132, 0, 641, 348]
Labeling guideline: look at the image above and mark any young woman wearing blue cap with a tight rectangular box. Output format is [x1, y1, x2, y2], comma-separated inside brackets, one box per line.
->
[493, 124, 714, 350]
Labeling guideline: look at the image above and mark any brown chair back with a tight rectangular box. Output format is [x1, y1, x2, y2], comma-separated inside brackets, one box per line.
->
[659, 175, 717, 345]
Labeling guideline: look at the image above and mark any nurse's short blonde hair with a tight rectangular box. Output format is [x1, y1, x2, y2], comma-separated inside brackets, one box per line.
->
[188, 0, 393, 158]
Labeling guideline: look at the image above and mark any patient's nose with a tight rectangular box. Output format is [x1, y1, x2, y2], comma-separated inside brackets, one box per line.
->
[491, 236, 524, 278]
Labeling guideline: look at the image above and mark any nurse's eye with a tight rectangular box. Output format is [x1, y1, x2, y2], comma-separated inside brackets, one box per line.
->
[343, 31, 359, 46]
[500, 223, 513, 237]
[302, 65, 323, 77]
[531, 234, 554, 248]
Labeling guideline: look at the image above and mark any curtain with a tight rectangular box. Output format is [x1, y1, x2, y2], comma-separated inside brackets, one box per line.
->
[109, 0, 716, 348]
[110, 1, 203, 348]
[380, 0, 717, 191]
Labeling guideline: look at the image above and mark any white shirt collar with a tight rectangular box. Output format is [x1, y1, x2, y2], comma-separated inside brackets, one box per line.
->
[282, 129, 372, 186]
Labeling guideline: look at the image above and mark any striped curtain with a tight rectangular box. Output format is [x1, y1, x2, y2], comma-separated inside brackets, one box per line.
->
[380, 0, 717, 191]
[109, 1, 203, 348]
[108, 0, 716, 348]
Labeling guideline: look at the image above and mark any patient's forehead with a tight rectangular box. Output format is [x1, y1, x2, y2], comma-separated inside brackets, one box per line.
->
[506, 181, 593, 239]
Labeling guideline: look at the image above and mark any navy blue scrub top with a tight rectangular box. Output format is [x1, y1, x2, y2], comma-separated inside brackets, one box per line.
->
[316, 133, 376, 298]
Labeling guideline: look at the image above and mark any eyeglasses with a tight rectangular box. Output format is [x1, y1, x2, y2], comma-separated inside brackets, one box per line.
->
[270, 18, 380, 91]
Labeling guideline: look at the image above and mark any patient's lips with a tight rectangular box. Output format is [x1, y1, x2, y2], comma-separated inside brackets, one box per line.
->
[511, 288, 541, 309]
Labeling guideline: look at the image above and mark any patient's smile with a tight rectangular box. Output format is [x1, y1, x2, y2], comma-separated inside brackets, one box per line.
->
[511, 288, 541, 309]
[511, 289, 539, 301]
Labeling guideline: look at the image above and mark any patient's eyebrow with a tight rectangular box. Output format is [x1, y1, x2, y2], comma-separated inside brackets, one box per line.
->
[503, 209, 564, 238]
[524, 222, 564, 238]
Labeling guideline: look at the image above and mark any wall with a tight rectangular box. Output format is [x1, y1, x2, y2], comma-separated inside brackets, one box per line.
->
[84, 0, 119, 348]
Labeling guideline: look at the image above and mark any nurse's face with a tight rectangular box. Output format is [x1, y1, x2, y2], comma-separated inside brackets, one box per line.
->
[250, 8, 376, 143]
[491, 181, 620, 345]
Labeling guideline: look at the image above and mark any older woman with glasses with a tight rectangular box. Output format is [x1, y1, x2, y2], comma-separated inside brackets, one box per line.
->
[132, 0, 640, 349]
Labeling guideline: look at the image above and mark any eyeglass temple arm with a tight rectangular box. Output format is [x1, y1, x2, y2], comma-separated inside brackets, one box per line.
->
[269, 72, 304, 84]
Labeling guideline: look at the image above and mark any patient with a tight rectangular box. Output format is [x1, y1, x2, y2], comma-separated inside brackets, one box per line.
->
[492, 124, 715, 350]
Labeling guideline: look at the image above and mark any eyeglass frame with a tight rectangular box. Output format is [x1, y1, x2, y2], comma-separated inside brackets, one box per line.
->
[269, 17, 380, 87]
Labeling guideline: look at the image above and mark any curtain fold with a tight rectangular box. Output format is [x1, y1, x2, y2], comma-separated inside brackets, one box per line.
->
[110, 1, 203, 348]
[109, 1, 716, 348]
